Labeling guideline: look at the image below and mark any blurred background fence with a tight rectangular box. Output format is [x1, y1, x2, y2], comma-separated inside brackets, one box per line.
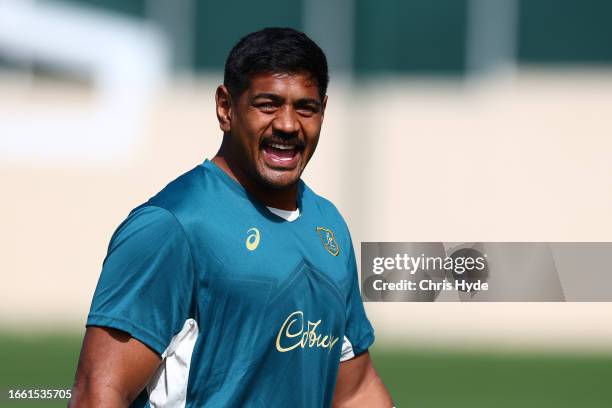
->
[1, 0, 612, 406]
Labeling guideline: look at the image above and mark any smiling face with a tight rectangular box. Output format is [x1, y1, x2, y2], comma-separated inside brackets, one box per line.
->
[216, 72, 326, 191]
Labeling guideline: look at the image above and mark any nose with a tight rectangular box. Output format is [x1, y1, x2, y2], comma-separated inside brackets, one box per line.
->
[272, 105, 300, 137]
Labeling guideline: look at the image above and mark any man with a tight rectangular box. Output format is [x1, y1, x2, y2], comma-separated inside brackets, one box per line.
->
[70, 27, 393, 407]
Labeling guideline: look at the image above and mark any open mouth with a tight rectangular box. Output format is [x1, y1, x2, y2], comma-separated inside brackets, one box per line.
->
[261, 140, 303, 168]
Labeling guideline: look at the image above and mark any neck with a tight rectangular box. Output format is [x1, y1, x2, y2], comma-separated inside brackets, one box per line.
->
[212, 147, 299, 211]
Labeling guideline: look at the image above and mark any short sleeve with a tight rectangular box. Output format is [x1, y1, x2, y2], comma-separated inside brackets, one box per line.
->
[343, 241, 375, 358]
[86, 206, 195, 356]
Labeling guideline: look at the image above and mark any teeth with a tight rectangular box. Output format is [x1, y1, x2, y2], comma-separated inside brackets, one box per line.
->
[270, 143, 295, 150]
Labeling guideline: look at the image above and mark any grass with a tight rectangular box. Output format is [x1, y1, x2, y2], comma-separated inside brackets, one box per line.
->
[0, 333, 82, 408]
[371, 346, 612, 408]
[0, 333, 611, 407]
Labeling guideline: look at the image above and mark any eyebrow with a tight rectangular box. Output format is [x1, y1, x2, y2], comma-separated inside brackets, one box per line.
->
[252, 93, 283, 103]
[252, 93, 322, 109]
[296, 98, 322, 109]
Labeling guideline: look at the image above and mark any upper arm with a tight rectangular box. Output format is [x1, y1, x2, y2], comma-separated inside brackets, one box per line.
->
[333, 352, 393, 408]
[70, 326, 161, 407]
[86, 205, 196, 355]
[71, 206, 197, 405]
[334, 237, 392, 406]
[344, 240, 375, 359]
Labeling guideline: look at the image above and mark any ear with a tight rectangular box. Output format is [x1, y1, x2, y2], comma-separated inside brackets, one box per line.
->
[321, 95, 328, 121]
[215, 85, 233, 133]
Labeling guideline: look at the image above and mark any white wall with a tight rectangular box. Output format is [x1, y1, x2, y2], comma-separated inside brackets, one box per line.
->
[2, 70, 612, 352]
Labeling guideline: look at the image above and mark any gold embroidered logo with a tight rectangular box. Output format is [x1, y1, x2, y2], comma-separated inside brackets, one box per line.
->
[275, 311, 339, 353]
[316, 227, 339, 256]
[246, 228, 260, 251]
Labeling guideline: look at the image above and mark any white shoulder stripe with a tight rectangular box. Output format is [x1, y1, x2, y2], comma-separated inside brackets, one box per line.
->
[147, 319, 199, 407]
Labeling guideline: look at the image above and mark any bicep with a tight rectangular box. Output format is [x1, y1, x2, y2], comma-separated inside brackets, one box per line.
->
[333, 351, 372, 404]
[70, 326, 161, 407]
[333, 352, 393, 408]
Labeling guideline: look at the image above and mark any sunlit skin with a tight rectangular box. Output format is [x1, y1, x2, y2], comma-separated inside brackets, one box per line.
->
[213, 72, 327, 210]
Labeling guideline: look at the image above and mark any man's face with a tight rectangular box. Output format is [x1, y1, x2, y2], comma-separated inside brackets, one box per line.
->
[223, 72, 326, 189]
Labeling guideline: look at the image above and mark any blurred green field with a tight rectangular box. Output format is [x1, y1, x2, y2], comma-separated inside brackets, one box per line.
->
[372, 347, 612, 408]
[1, 333, 611, 407]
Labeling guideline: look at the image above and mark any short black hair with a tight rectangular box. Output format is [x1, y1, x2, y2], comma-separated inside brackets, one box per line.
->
[224, 27, 329, 100]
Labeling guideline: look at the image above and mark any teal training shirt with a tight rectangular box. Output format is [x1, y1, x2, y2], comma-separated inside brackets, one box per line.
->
[87, 159, 375, 407]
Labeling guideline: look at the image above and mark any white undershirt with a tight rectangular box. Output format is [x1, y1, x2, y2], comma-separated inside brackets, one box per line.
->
[266, 206, 301, 222]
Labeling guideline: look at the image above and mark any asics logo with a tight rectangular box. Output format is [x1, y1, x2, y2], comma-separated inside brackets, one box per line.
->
[246, 228, 260, 251]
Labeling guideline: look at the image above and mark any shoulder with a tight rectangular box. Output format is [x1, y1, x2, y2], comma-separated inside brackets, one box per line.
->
[110, 165, 210, 247]
[303, 182, 347, 225]
[146, 165, 207, 212]
[109, 206, 187, 252]
[133, 163, 220, 230]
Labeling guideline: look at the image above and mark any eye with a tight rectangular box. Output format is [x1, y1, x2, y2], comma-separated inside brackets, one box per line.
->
[297, 105, 318, 117]
[255, 102, 277, 112]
